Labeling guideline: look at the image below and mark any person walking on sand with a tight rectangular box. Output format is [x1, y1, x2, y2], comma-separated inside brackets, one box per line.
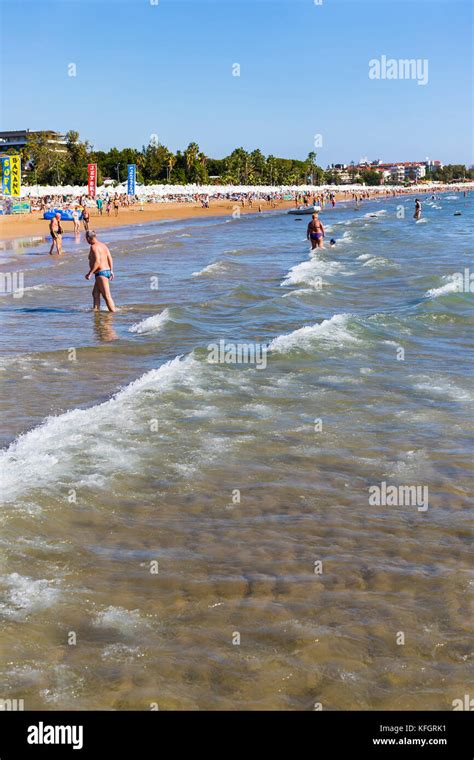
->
[49, 212, 63, 255]
[307, 212, 325, 250]
[414, 198, 422, 220]
[82, 205, 90, 231]
[97, 197, 103, 215]
[113, 195, 119, 217]
[85, 231, 116, 312]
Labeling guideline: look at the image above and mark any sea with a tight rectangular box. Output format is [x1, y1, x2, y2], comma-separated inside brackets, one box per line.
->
[0, 191, 472, 710]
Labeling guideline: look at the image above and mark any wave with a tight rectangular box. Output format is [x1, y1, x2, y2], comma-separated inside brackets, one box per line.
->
[282, 288, 315, 298]
[364, 210, 387, 218]
[281, 257, 342, 289]
[129, 307, 171, 334]
[0, 283, 53, 298]
[192, 260, 230, 277]
[413, 376, 472, 404]
[269, 313, 359, 353]
[425, 276, 462, 299]
[0, 573, 60, 621]
[0, 355, 198, 504]
[361, 256, 398, 269]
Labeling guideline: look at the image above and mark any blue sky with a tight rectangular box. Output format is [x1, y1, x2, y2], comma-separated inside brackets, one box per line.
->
[1, 0, 472, 164]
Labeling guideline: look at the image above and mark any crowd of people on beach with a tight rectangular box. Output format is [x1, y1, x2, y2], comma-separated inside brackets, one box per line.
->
[29, 183, 469, 218]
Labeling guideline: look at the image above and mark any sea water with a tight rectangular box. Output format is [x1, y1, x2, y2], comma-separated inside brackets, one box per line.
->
[0, 192, 472, 709]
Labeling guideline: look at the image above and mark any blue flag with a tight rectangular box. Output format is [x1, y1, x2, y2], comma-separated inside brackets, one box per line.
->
[127, 164, 136, 196]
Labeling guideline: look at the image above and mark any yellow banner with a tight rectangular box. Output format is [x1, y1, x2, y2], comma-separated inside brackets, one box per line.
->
[10, 155, 21, 197]
[2, 155, 21, 197]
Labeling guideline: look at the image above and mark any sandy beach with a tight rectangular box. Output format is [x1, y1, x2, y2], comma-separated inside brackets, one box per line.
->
[0, 198, 298, 240]
[1, 188, 452, 241]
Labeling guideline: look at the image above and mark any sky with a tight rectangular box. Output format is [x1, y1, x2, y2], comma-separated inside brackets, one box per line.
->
[0, 0, 472, 165]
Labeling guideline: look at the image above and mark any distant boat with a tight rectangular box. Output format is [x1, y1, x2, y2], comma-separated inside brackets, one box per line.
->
[287, 205, 321, 215]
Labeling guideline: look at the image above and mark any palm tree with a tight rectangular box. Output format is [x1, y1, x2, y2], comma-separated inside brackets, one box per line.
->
[184, 142, 200, 178]
[307, 151, 317, 184]
[167, 154, 176, 182]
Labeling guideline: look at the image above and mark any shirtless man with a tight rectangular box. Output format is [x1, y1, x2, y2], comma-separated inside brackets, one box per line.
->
[413, 198, 422, 220]
[85, 230, 116, 312]
[82, 206, 91, 231]
[307, 212, 325, 250]
[49, 212, 63, 255]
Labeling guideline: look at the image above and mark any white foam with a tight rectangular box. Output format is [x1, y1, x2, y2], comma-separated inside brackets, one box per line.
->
[362, 256, 396, 269]
[0, 573, 60, 620]
[281, 257, 342, 289]
[129, 307, 170, 334]
[414, 377, 472, 403]
[425, 276, 461, 299]
[192, 260, 228, 277]
[0, 355, 199, 503]
[269, 313, 359, 353]
[364, 209, 387, 218]
[93, 605, 150, 635]
[23, 284, 51, 292]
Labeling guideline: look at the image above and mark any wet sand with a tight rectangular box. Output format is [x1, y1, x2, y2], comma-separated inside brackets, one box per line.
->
[0, 199, 296, 240]
[0, 187, 445, 241]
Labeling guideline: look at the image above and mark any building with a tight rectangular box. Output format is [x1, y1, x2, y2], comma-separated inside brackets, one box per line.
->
[327, 159, 443, 184]
[422, 159, 443, 174]
[0, 129, 67, 153]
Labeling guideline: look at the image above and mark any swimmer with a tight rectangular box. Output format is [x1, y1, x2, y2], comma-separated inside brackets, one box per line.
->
[307, 212, 325, 250]
[85, 230, 116, 312]
[329, 238, 336, 247]
[413, 198, 422, 220]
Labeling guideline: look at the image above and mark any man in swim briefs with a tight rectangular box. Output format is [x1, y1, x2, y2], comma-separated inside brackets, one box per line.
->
[49, 212, 63, 255]
[82, 205, 91, 231]
[307, 212, 325, 250]
[85, 230, 116, 312]
[414, 198, 422, 220]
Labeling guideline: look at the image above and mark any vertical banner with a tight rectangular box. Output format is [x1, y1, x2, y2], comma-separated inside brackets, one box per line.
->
[88, 163, 97, 197]
[10, 156, 21, 197]
[1, 156, 21, 196]
[127, 164, 136, 196]
[1, 157, 10, 195]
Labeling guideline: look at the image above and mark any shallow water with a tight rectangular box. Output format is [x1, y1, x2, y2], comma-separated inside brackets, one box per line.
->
[0, 193, 472, 710]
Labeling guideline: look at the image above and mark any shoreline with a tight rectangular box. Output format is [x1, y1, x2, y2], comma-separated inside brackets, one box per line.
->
[0, 199, 296, 241]
[0, 187, 464, 242]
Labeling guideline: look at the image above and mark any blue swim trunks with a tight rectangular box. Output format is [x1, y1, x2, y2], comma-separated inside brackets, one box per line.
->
[95, 269, 111, 279]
